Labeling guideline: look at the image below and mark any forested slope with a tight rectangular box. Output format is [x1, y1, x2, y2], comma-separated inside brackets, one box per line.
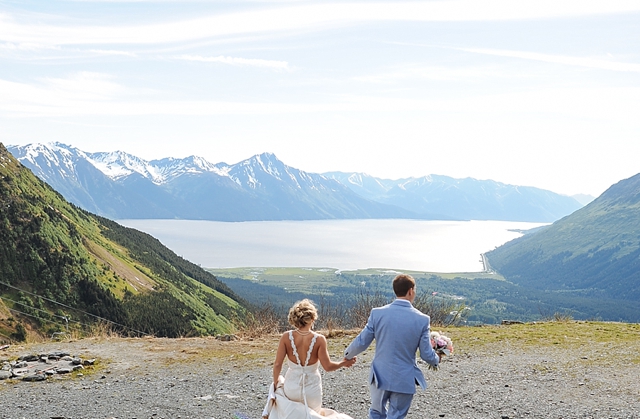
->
[0, 143, 248, 340]
[486, 173, 640, 301]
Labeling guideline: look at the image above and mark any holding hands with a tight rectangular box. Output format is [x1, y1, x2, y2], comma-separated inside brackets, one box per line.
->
[340, 356, 357, 368]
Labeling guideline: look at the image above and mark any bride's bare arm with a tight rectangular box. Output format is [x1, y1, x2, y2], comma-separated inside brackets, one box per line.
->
[272, 333, 288, 386]
[317, 335, 356, 372]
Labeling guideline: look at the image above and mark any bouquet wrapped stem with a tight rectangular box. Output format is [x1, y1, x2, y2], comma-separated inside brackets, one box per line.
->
[429, 331, 454, 370]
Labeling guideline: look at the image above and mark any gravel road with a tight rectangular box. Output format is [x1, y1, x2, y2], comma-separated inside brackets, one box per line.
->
[1, 335, 639, 419]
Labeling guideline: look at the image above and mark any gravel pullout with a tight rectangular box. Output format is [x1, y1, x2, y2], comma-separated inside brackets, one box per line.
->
[1, 337, 639, 419]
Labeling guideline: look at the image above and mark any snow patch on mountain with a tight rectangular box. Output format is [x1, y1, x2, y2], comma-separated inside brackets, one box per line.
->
[9, 142, 232, 185]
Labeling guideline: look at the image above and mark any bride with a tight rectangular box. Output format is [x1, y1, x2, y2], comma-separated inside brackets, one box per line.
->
[262, 299, 356, 419]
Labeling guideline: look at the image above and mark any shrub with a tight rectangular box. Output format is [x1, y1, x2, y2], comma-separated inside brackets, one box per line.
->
[11, 322, 27, 341]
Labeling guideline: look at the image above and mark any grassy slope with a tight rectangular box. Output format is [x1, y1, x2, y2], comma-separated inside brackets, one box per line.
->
[486, 173, 640, 302]
[0, 144, 246, 338]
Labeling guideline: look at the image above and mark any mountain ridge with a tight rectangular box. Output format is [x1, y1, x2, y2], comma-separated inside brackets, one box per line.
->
[486, 172, 640, 303]
[0, 143, 248, 339]
[324, 171, 583, 222]
[8, 142, 583, 222]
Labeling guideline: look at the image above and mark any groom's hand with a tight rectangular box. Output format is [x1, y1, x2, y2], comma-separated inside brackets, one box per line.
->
[342, 356, 357, 367]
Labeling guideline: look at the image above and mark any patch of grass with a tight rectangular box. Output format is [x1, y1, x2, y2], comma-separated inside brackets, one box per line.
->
[443, 321, 640, 364]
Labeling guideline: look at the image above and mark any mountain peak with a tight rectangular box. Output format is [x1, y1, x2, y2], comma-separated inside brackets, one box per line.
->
[9, 142, 587, 223]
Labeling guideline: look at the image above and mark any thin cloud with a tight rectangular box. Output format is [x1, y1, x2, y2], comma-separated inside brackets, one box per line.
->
[458, 47, 640, 73]
[2, 75, 639, 122]
[353, 65, 509, 83]
[88, 49, 138, 57]
[0, 73, 131, 117]
[177, 54, 290, 70]
[2, 1, 640, 47]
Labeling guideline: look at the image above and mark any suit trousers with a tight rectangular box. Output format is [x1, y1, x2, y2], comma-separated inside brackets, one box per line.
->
[369, 384, 414, 419]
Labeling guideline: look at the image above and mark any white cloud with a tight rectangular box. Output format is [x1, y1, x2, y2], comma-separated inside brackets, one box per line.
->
[88, 49, 138, 57]
[353, 64, 509, 83]
[459, 47, 640, 73]
[0, 73, 133, 117]
[2, 1, 640, 47]
[176, 54, 290, 70]
[2, 72, 639, 122]
[42, 72, 129, 100]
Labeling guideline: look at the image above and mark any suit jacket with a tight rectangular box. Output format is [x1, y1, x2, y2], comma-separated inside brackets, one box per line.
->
[344, 299, 439, 394]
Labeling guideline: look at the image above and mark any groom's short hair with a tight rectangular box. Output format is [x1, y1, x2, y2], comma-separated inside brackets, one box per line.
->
[393, 274, 415, 297]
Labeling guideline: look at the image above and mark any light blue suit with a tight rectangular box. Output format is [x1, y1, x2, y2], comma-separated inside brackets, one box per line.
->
[344, 299, 439, 419]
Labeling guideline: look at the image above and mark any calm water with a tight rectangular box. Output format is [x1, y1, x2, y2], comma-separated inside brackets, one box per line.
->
[118, 219, 546, 273]
[119, 220, 544, 272]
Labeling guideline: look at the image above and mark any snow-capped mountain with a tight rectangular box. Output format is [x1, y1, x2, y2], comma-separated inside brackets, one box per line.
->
[323, 171, 584, 222]
[6, 142, 583, 222]
[7, 143, 418, 221]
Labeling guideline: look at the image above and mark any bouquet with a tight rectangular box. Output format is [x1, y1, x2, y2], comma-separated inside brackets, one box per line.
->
[429, 331, 454, 370]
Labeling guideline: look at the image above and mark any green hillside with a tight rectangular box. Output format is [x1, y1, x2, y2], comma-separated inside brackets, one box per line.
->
[0, 144, 248, 340]
[486, 173, 640, 304]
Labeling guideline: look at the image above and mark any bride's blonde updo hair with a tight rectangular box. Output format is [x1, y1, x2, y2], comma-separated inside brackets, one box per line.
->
[288, 299, 318, 329]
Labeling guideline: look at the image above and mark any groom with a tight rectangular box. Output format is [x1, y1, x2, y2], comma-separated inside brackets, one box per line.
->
[344, 274, 440, 419]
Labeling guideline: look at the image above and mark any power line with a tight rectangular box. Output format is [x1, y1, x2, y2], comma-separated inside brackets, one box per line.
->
[0, 280, 148, 336]
[2, 295, 69, 320]
[0, 296, 82, 329]
[5, 306, 82, 331]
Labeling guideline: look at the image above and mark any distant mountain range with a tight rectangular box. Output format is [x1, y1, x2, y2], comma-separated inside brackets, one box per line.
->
[8, 142, 584, 222]
[486, 172, 640, 320]
[324, 172, 585, 222]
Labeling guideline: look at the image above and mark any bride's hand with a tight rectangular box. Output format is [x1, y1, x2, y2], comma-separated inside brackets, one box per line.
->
[342, 356, 356, 368]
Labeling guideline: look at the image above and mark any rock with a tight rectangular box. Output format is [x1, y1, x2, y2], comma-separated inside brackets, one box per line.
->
[83, 358, 96, 366]
[18, 354, 39, 362]
[71, 357, 83, 365]
[0, 370, 12, 380]
[216, 334, 238, 341]
[22, 374, 46, 382]
[56, 367, 73, 374]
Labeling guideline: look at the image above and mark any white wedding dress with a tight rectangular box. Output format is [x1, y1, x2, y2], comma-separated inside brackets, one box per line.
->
[263, 331, 353, 419]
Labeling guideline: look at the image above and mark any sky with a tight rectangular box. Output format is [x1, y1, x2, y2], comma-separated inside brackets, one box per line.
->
[1, 1, 639, 198]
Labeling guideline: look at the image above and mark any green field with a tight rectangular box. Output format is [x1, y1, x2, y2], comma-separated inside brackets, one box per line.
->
[208, 266, 640, 325]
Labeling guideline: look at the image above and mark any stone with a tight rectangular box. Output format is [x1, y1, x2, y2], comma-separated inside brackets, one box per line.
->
[83, 358, 96, 366]
[0, 371, 12, 380]
[215, 334, 238, 341]
[22, 374, 46, 382]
